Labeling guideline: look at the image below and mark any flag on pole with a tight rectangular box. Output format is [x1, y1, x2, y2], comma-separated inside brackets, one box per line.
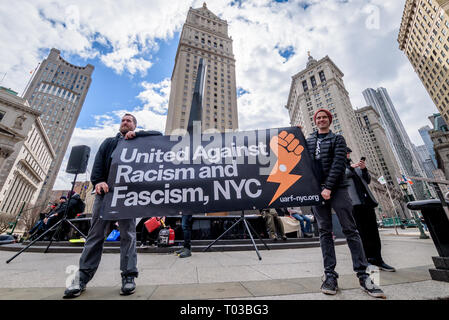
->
[378, 176, 386, 185]
[401, 174, 413, 185]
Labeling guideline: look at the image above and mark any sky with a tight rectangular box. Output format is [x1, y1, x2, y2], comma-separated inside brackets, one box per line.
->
[0, 0, 438, 191]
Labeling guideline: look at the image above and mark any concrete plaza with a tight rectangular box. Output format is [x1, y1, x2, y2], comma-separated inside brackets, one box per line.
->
[0, 229, 448, 300]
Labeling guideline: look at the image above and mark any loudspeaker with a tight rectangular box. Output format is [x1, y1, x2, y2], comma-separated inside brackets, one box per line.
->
[66, 145, 90, 174]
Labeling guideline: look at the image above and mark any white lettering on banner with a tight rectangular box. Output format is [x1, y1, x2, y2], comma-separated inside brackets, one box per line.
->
[213, 179, 262, 200]
[115, 165, 195, 183]
[120, 147, 190, 163]
[110, 185, 210, 207]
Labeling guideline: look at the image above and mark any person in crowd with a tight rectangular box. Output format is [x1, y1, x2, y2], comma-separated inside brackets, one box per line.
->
[175, 214, 193, 258]
[305, 108, 385, 298]
[140, 217, 166, 248]
[287, 207, 313, 238]
[260, 208, 287, 241]
[63, 113, 162, 298]
[27, 201, 59, 239]
[345, 148, 395, 272]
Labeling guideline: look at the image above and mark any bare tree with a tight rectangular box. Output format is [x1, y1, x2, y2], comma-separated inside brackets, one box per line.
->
[0, 212, 16, 234]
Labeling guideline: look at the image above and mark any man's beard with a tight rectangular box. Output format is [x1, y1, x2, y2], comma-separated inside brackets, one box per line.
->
[120, 126, 131, 134]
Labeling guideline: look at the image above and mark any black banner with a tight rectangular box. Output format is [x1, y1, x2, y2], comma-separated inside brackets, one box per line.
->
[101, 127, 322, 220]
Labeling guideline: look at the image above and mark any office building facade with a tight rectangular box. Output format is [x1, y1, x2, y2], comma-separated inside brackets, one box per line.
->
[363, 87, 427, 200]
[286, 54, 364, 162]
[23, 48, 94, 206]
[0, 88, 55, 215]
[165, 3, 238, 134]
[398, 0, 449, 121]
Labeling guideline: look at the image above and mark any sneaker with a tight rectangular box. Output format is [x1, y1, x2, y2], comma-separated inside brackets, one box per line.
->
[63, 281, 86, 299]
[120, 276, 136, 296]
[140, 242, 148, 249]
[359, 276, 386, 299]
[321, 274, 338, 295]
[179, 248, 192, 258]
[175, 247, 186, 255]
[282, 235, 288, 241]
[377, 262, 396, 272]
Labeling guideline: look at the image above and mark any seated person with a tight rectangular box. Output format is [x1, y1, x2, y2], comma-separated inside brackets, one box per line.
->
[43, 196, 67, 232]
[260, 208, 287, 241]
[288, 207, 313, 238]
[140, 217, 166, 248]
[28, 203, 58, 239]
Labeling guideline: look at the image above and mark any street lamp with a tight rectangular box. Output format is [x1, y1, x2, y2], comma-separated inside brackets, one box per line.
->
[399, 181, 430, 239]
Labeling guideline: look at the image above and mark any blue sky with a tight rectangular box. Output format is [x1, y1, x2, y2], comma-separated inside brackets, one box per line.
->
[0, 0, 438, 189]
[65, 35, 180, 129]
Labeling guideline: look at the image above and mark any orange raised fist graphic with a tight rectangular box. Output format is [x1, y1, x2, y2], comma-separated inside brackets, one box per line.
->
[267, 130, 304, 206]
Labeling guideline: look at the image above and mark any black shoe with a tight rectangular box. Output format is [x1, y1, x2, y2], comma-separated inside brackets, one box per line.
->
[303, 233, 313, 238]
[376, 262, 395, 272]
[282, 235, 288, 241]
[63, 281, 86, 299]
[321, 274, 338, 295]
[175, 247, 186, 255]
[359, 276, 386, 298]
[179, 248, 192, 258]
[120, 276, 136, 296]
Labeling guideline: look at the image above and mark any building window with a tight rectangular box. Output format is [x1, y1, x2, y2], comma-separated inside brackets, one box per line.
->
[310, 76, 317, 88]
[319, 71, 326, 82]
[0, 110, 5, 122]
[302, 80, 308, 92]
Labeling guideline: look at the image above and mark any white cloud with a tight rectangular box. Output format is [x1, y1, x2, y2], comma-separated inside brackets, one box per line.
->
[0, 0, 191, 92]
[2, 0, 440, 188]
[53, 79, 169, 189]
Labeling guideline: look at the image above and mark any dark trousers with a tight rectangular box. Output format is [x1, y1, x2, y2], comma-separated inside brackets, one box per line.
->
[78, 195, 138, 283]
[352, 205, 383, 264]
[182, 215, 193, 249]
[313, 187, 369, 278]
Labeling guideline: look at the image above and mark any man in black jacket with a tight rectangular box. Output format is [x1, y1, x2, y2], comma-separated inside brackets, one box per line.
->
[306, 109, 385, 298]
[345, 148, 395, 272]
[64, 113, 162, 298]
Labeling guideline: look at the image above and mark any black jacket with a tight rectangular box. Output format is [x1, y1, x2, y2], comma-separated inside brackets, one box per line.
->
[91, 130, 162, 187]
[306, 130, 348, 190]
[54, 194, 85, 219]
[345, 161, 378, 207]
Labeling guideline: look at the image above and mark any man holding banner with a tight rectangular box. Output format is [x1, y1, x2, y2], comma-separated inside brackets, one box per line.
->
[63, 114, 162, 299]
[306, 109, 385, 298]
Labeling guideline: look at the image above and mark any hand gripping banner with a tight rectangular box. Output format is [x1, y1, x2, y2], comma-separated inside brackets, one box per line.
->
[101, 126, 322, 220]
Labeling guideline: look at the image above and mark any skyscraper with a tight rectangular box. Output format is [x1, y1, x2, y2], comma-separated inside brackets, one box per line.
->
[165, 3, 238, 134]
[363, 87, 427, 199]
[415, 144, 437, 178]
[419, 124, 438, 167]
[398, 0, 449, 122]
[23, 48, 94, 205]
[286, 54, 364, 162]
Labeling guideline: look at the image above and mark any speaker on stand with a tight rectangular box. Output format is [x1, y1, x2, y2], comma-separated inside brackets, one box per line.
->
[7, 145, 91, 263]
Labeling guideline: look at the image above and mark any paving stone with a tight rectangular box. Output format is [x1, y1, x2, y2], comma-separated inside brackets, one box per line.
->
[150, 282, 252, 300]
[0, 287, 61, 300]
[240, 279, 309, 297]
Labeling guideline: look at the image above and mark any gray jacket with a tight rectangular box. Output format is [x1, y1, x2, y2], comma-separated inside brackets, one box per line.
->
[345, 166, 378, 207]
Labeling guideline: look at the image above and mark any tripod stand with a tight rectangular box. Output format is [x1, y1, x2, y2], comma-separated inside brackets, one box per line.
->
[6, 173, 87, 264]
[203, 211, 270, 260]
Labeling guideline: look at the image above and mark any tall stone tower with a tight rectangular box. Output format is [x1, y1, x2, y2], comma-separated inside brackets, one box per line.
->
[23, 48, 94, 205]
[285, 54, 364, 162]
[165, 3, 238, 134]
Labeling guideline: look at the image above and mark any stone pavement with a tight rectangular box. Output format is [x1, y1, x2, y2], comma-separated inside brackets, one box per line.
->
[0, 229, 448, 300]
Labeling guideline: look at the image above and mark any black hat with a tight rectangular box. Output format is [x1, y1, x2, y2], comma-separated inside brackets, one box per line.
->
[346, 147, 352, 153]
[60, 196, 67, 200]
